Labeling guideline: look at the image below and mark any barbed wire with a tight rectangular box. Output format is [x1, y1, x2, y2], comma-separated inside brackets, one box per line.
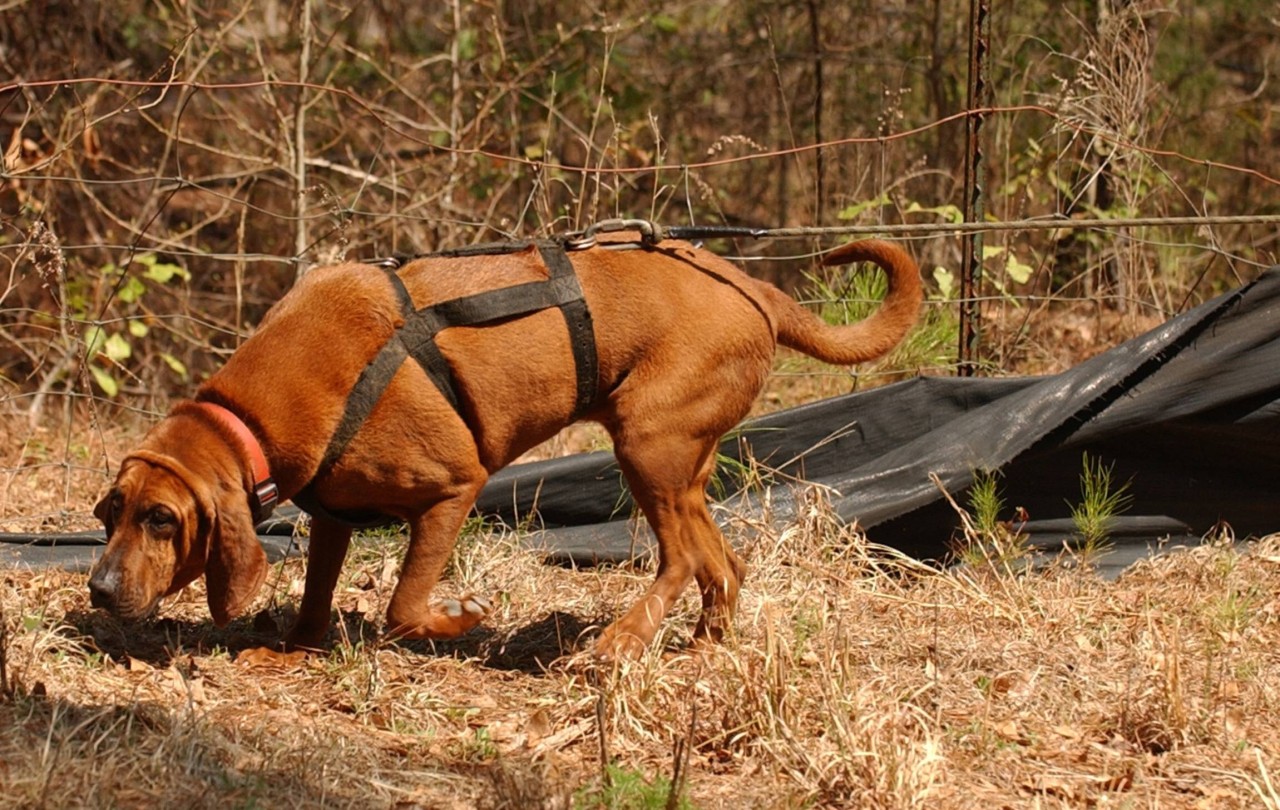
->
[3, 75, 1276, 441]
[744, 214, 1280, 237]
[4, 76, 1280, 187]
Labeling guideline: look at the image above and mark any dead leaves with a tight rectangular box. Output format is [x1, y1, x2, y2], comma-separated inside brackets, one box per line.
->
[483, 708, 592, 755]
[120, 655, 208, 705]
[234, 646, 308, 671]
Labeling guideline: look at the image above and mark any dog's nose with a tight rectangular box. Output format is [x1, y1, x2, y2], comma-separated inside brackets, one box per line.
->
[88, 568, 118, 612]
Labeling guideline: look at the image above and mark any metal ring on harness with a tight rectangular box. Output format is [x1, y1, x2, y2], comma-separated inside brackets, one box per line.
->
[562, 219, 768, 251]
[564, 218, 664, 251]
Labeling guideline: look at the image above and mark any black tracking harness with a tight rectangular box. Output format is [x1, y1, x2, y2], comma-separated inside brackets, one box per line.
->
[291, 239, 599, 527]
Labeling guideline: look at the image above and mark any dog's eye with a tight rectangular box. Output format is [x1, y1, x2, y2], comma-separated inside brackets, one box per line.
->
[147, 508, 176, 533]
[110, 494, 124, 518]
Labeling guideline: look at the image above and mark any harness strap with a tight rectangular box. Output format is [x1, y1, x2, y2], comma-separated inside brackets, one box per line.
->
[295, 240, 598, 527]
[539, 243, 598, 419]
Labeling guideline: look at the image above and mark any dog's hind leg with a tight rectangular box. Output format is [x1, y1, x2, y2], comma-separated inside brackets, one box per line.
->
[691, 466, 748, 646]
[285, 517, 354, 650]
[595, 430, 745, 660]
[384, 484, 493, 641]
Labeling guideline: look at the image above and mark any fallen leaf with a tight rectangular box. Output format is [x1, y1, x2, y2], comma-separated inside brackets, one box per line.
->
[525, 708, 552, 746]
[1022, 775, 1077, 800]
[1097, 770, 1133, 793]
[1217, 679, 1240, 700]
[235, 646, 307, 670]
[166, 667, 207, 704]
[990, 673, 1016, 695]
[530, 719, 593, 755]
[1224, 707, 1245, 738]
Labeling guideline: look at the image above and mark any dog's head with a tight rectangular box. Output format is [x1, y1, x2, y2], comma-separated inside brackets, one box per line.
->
[88, 445, 267, 627]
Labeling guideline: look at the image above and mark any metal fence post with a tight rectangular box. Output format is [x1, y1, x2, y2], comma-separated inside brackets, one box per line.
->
[959, 0, 991, 376]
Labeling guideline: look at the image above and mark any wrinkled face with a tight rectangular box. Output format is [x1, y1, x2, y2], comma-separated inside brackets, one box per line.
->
[88, 458, 208, 621]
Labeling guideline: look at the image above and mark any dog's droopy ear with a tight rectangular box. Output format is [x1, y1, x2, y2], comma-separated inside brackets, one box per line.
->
[94, 490, 116, 536]
[204, 485, 268, 627]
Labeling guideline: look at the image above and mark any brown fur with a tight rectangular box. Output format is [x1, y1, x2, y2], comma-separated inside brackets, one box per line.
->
[88, 237, 922, 658]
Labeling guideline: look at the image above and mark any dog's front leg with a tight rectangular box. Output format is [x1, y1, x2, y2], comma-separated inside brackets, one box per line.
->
[385, 489, 491, 641]
[284, 517, 353, 650]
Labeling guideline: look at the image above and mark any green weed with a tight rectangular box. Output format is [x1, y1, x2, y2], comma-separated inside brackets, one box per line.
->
[574, 762, 694, 810]
[1069, 453, 1134, 562]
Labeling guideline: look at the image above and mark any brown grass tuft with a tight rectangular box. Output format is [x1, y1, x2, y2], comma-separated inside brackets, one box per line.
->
[3, 482, 1280, 807]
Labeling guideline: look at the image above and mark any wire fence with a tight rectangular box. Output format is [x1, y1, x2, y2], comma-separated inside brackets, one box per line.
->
[4, 78, 1277, 404]
[3, 31, 1279, 528]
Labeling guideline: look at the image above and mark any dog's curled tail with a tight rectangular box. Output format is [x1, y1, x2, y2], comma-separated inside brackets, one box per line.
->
[764, 239, 924, 366]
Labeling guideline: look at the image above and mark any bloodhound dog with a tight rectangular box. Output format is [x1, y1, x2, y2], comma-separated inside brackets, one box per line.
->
[88, 233, 921, 659]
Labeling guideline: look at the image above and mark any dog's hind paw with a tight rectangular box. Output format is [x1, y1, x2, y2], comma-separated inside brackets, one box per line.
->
[442, 594, 492, 620]
[387, 593, 492, 641]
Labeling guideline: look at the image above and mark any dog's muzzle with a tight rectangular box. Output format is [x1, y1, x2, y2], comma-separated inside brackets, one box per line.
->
[88, 565, 121, 612]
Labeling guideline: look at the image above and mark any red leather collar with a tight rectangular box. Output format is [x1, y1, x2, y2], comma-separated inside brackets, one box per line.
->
[193, 401, 279, 523]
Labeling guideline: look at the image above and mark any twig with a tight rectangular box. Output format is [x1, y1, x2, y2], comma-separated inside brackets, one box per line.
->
[0, 597, 10, 699]
[293, 0, 312, 276]
[594, 672, 611, 788]
[667, 685, 697, 810]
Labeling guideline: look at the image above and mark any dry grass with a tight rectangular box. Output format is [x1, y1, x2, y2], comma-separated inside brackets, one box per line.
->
[3, 479, 1279, 808]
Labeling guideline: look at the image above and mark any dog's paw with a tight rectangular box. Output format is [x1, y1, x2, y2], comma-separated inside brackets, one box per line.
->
[441, 594, 492, 623]
[592, 625, 650, 663]
[388, 593, 492, 641]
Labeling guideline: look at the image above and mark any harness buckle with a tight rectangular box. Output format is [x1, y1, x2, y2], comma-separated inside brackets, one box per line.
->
[251, 478, 280, 525]
[563, 232, 597, 251]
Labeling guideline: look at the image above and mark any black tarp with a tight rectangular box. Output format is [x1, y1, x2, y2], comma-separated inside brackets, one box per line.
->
[475, 265, 1280, 567]
[5, 267, 1278, 574]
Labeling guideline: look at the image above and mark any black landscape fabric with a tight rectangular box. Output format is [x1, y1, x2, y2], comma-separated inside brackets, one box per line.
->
[5, 267, 1279, 572]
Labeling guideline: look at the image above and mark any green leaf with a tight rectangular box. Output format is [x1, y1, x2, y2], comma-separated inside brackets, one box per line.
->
[102, 333, 132, 362]
[837, 193, 891, 221]
[83, 325, 107, 355]
[117, 276, 147, 304]
[904, 201, 964, 224]
[127, 319, 149, 338]
[652, 13, 679, 33]
[1004, 253, 1033, 285]
[159, 352, 188, 380]
[134, 253, 190, 284]
[932, 266, 955, 301]
[89, 365, 119, 397]
[456, 28, 477, 61]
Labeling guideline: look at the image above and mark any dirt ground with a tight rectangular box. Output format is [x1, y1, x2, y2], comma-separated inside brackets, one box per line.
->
[2, 430, 1279, 808]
